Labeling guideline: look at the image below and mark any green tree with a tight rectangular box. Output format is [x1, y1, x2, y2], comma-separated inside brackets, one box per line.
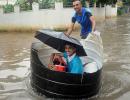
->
[97, 0, 117, 5]
[15, 0, 32, 11]
[3, 4, 14, 13]
[39, 0, 55, 9]
[87, 0, 117, 5]
[122, 0, 130, 5]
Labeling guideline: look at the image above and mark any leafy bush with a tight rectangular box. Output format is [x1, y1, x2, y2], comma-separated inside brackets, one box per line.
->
[20, 3, 32, 11]
[39, 0, 55, 9]
[3, 4, 14, 13]
[97, 0, 117, 5]
[15, 0, 32, 11]
[117, 6, 129, 15]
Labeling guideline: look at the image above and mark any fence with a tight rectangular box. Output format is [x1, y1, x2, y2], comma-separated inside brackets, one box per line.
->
[0, 2, 117, 31]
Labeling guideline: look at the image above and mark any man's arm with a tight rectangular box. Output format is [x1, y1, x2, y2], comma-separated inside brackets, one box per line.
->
[65, 16, 76, 36]
[86, 11, 96, 33]
[90, 15, 96, 32]
[65, 22, 75, 37]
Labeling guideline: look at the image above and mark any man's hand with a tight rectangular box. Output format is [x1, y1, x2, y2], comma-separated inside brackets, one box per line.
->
[65, 23, 75, 37]
[64, 32, 70, 37]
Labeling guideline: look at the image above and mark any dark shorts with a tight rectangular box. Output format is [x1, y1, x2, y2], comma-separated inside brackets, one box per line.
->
[81, 34, 88, 39]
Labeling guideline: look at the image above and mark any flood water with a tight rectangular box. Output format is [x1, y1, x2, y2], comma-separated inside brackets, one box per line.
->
[0, 14, 130, 100]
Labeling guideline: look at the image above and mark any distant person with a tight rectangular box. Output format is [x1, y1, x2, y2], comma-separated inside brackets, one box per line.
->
[65, 0, 96, 39]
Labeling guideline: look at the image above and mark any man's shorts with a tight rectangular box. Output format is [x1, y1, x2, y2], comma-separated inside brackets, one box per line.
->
[81, 34, 88, 39]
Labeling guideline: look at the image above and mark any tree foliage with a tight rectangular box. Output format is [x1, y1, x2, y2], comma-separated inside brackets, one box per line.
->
[15, 0, 55, 9]
[14, 0, 118, 10]
[122, 0, 130, 5]
[3, 4, 14, 13]
[15, 0, 33, 11]
[87, 0, 117, 4]
[39, 0, 55, 9]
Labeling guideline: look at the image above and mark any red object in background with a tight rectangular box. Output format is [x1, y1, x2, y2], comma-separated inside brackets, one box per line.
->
[55, 65, 66, 72]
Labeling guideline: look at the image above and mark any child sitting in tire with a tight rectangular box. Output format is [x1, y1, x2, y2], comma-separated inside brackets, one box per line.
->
[48, 53, 67, 72]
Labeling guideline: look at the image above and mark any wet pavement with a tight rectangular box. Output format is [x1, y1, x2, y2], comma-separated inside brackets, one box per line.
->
[0, 14, 130, 100]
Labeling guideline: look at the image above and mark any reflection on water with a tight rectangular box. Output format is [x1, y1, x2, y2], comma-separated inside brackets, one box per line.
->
[0, 14, 130, 100]
[0, 33, 34, 100]
[98, 14, 130, 100]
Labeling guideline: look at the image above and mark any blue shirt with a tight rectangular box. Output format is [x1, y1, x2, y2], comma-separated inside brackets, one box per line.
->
[63, 52, 83, 74]
[72, 7, 92, 36]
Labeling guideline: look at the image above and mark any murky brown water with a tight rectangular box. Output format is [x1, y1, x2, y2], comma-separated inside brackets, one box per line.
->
[0, 14, 130, 100]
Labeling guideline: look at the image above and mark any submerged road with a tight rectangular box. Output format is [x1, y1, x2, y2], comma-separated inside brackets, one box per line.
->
[0, 14, 130, 100]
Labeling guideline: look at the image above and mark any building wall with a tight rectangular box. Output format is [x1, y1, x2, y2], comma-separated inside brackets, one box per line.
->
[105, 5, 117, 18]
[0, 2, 117, 30]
